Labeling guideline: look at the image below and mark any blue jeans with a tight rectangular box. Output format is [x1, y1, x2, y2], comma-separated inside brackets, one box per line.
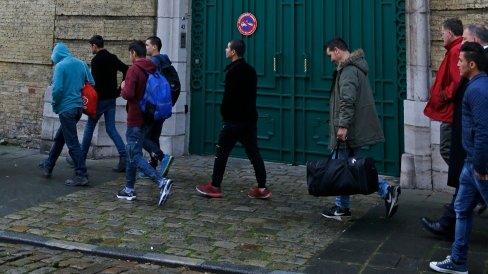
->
[44, 107, 87, 177]
[451, 162, 488, 265]
[125, 126, 162, 189]
[81, 99, 126, 159]
[333, 147, 389, 209]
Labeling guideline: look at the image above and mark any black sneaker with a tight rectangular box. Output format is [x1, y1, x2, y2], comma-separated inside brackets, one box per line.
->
[116, 188, 137, 201]
[321, 205, 351, 221]
[385, 185, 401, 218]
[38, 162, 52, 178]
[158, 178, 173, 206]
[64, 176, 89, 187]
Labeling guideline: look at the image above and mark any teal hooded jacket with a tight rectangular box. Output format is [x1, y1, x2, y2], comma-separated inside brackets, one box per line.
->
[51, 43, 95, 114]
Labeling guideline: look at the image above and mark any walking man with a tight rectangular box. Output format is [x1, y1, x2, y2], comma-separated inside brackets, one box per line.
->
[321, 38, 401, 220]
[196, 39, 270, 199]
[116, 40, 172, 206]
[430, 41, 488, 274]
[140, 36, 177, 176]
[421, 24, 488, 239]
[67, 35, 128, 172]
[424, 18, 463, 165]
[38, 43, 95, 186]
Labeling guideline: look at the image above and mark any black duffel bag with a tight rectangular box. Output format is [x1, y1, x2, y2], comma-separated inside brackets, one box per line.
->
[306, 143, 379, 197]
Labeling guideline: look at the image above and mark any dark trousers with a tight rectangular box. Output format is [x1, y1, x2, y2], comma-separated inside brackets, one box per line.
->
[142, 118, 164, 165]
[211, 122, 266, 188]
[44, 107, 87, 177]
[438, 189, 457, 230]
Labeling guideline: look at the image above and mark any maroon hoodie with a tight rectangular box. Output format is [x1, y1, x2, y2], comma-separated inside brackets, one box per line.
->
[121, 58, 156, 127]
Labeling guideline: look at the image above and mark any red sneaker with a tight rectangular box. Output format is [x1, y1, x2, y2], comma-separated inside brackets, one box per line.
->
[196, 182, 223, 198]
[248, 187, 271, 199]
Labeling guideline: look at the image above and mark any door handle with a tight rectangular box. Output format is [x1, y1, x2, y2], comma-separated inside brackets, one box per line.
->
[304, 57, 308, 73]
[273, 57, 277, 72]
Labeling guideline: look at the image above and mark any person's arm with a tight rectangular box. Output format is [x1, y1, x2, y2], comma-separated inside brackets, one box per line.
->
[470, 87, 488, 177]
[115, 56, 129, 80]
[84, 62, 95, 86]
[51, 65, 63, 108]
[442, 50, 461, 101]
[121, 66, 136, 100]
[337, 67, 358, 129]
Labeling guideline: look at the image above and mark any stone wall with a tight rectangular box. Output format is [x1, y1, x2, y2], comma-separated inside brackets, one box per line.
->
[0, 0, 157, 151]
[41, 0, 157, 157]
[0, 0, 55, 148]
[428, 1, 488, 190]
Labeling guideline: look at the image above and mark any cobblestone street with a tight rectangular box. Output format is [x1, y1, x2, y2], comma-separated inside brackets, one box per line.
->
[1, 146, 487, 273]
[0, 242, 207, 273]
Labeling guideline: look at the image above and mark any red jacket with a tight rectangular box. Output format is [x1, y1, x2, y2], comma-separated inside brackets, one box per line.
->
[121, 58, 156, 127]
[424, 37, 462, 123]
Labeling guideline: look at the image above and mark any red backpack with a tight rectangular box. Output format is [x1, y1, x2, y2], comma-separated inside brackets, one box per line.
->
[82, 83, 98, 118]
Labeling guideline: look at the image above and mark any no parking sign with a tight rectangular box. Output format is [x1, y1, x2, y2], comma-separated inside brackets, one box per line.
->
[237, 12, 257, 36]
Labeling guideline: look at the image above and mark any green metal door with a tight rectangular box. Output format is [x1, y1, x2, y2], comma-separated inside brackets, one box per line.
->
[190, 0, 406, 176]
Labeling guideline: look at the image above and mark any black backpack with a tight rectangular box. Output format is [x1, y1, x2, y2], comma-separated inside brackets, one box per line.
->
[154, 54, 181, 106]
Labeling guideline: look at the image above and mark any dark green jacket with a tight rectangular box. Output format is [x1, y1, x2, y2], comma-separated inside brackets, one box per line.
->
[329, 49, 384, 148]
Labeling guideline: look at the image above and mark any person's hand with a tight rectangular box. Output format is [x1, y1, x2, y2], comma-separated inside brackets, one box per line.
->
[120, 80, 125, 90]
[337, 127, 348, 141]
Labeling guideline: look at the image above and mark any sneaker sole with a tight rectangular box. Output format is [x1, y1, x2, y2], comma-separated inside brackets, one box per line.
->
[195, 186, 223, 198]
[387, 186, 401, 218]
[321, 213, 350, 221]
[158, 181, 173, 206]
[248, 193, 272, 199]
[429, 262, 468, 274]
[116, 194, 136, 201]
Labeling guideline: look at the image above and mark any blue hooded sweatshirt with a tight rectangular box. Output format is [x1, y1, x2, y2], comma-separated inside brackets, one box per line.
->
[51, 43, 95, 114]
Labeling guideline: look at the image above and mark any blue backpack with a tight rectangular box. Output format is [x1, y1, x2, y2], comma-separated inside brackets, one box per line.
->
[139, 71, 172, 121]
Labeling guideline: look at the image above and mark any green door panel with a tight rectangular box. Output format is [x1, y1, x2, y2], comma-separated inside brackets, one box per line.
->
[190, 0, 406, 176]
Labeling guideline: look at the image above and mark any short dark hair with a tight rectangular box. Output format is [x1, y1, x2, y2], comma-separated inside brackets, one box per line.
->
[89, 35, 104, 48]
[460, 42, 486, 71]
[443, 18, 463, 36]
[147, 36, 162, 51]
[229, 39, 246, 57]
[466, 24, 488, 44]
[128, 40, 146, 57]
[324, 37, 349, 52]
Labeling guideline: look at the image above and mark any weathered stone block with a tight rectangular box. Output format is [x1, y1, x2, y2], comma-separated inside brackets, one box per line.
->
[430, 121, 441, 145]
[162, 113, 186, 136]
[404, 125, 431, 156]
[404, 100, 429, 127]
[431, 144, 449, 172]
[414, 155, 433, 190]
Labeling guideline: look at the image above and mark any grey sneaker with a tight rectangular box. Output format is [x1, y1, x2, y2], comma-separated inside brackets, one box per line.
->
[385, 185, 401, 218]
[116, 188, 137, 201]
[321, 205, 351, 221]
[65, 176, 89, 187]
[158, 178, 173, 206]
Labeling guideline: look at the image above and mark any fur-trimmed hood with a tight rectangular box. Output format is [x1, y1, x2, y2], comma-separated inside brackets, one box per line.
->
[337, 49, 369, 75]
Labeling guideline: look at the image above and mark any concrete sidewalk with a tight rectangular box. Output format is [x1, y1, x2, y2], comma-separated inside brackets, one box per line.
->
[0, 145, 487, 273]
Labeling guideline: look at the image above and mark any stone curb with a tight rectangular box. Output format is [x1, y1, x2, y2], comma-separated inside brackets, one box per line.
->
[0, 230, 302, 274]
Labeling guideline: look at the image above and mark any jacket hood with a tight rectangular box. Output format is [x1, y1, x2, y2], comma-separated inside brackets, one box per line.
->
[153, 54, 171, 66]
[51, 43, 72, 64]
[133, 58, 156, 74]
[337, 49, 369, 75]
